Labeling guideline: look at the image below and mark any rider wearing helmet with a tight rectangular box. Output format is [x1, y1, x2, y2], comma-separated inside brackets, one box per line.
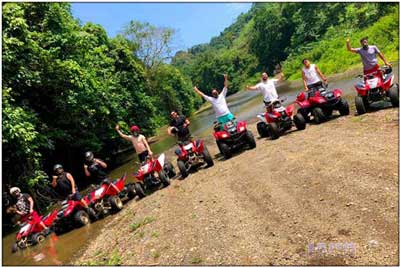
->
[51, 164, 89, 209]
[83, 151, 108, 183]
[9, 187, 49, 230]
[83, 152, 121, 192]
[115, 124, 153, 163]
[346, 37, 392, 75]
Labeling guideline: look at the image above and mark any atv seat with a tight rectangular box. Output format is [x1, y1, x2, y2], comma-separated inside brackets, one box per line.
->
[213, 121, 221, 132]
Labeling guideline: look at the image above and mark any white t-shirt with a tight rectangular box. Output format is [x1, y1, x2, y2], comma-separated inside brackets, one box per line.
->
[256, 79, 279, 103]
[203, 87, 231, 118]
[302, 64, 321, 85]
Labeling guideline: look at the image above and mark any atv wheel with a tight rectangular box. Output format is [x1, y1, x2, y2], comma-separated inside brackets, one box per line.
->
[87, 207, 98, 221]
[298, 108, 311, 122]
[134, 183, 146, 199]
[246, 131, 256, 149]
[126, 184, 136, 200]
[31, 232, 45, 245]
[355, 95, 367, 115]
[324, 109, 333, 118]
[219, 142, 232, 159]
[256, 121, 269, 138]
[159, 170, 170, 187]
[293, 113, 306, 130]
[109, 196, 123, 212]
[177, 160, 188, 178]
[74, 210, 89, 227]
[267, 122, 280, 140]
[338, 99, 350, 116]
[312, 107, 327, 124]
[11, 243, 19, 253]
[164, 161, 176, 178]
[202, 146, 214, 167]
[389, 83, 399, 107]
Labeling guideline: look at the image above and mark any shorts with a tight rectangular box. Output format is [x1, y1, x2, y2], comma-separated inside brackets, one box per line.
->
[217, 113, 235, 124]
[138, 150, 149, 163]
[70, 191, 82, 201]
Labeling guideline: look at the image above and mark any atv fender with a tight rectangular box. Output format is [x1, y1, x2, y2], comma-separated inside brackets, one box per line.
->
[257, 113, 267, 123]
[195, 139, 205, 153]
[333, 88, 343, 98]
[285, 104, 295, 116]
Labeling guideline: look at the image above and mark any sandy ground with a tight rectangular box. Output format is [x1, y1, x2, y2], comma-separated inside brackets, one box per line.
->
[74, 104, 398, 265]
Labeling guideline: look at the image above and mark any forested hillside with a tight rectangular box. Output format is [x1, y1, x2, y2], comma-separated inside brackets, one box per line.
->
[172, 2, 399, 94]
[2, 2, 398, 205]
[2, 3, 200, 198]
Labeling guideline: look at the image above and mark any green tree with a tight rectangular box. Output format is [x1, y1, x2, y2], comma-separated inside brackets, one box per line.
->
[122, 20, 176, 68]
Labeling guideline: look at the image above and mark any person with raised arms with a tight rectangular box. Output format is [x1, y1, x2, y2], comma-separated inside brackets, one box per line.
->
[193, 74, 234, 128]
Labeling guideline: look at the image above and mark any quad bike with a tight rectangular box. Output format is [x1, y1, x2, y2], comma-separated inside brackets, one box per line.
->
[354, 65, 399, 115]
[213, 119, 256, 159]
[52, 196, 95, 235]
[12, 210, 58, 253]
[83, 174, 135, 218]
[175, 138, 214, 178]
[296, 83, 350, 124]
[132, 154, 173, 198]
[256, 98, 306, 140]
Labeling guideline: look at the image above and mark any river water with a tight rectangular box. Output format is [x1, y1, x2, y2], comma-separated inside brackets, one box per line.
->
[2, 66, 398, 265]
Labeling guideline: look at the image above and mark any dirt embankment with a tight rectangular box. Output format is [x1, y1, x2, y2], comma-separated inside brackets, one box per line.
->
[74, 106, 398, 266]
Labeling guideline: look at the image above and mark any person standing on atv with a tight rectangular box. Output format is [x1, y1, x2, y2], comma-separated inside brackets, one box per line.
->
[168, 110, 191, 141]
[9, 187, 49, 231]
[346, 37, 392, 75]
[168, 110, 192, 156]
[301, 59, 328, 93]
[115, 124, 153, 163]
[246, 71, 285, 106]
[51, 164, 89, 209]
[193, 74, 234, 128]
[83, 151, 121, 193]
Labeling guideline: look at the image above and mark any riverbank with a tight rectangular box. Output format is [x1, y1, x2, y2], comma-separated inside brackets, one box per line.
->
[74, 99, 398, 265]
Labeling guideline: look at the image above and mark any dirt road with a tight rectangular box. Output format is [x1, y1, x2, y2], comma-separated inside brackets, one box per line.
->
[74, 106, 398, 265]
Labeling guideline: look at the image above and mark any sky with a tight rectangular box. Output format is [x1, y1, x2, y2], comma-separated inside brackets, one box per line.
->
[71, 3, 252, 51]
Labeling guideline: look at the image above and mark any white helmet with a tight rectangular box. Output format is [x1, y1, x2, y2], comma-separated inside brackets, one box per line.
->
[10, 187, 21, 195]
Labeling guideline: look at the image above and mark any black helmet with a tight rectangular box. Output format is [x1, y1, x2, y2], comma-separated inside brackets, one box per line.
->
[53, 164, 63, 174]
[85, 151, 94, 162]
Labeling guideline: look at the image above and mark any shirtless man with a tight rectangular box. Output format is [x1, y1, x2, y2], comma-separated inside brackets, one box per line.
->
[115, 124, 153, 162]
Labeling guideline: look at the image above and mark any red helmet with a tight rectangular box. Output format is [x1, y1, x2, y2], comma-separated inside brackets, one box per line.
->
[130, 125, 140, 133]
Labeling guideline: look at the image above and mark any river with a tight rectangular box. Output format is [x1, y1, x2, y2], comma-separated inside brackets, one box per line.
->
[2, 66, 398, 265]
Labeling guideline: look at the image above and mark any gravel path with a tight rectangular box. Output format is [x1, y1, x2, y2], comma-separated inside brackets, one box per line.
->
[74, 106, 398, 265]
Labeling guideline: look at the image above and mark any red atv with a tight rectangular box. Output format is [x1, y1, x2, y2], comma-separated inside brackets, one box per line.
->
[256, 99, 306, 140]
[354, 65, 399, 114]
[132, 154, 173, 198]
[84, 174, 135, 218]
[214, 119, 256, 159]
[12, 210, 58, 253]
[52, 196, 95, 234]
[175, 139, 214, 178]
[296, 84, 350, 124]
